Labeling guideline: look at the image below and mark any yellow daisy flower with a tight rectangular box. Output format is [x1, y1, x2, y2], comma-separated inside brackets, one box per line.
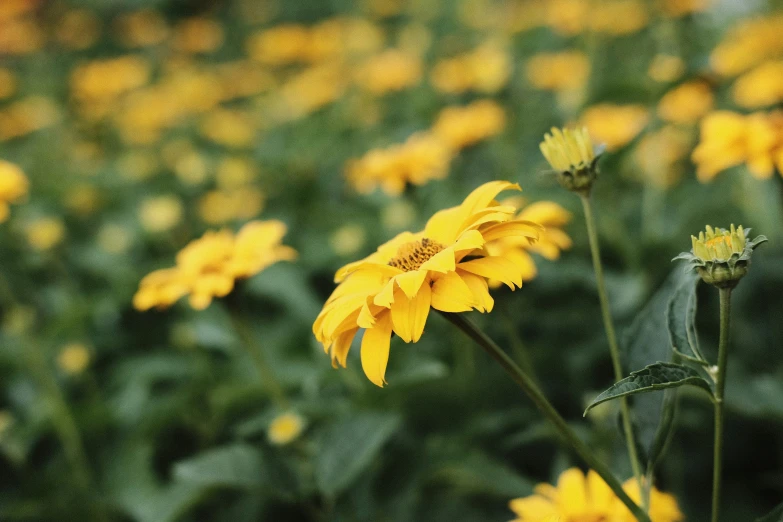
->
[0, 160, 28, 222]
[313, 181, 542, 387]
[509, 468, 683, 522]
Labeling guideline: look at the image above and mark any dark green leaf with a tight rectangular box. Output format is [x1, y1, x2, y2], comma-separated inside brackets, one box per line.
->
[430, 452, 535, 498]
[585, 362, 714, 415]
[315, 413, 401, 497]
[667, 273, 708, 365]
[755, 502, 783, 522]
[173, 444, 265, 489]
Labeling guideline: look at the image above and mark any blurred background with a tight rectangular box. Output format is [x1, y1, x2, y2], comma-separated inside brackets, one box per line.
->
[0, 0, 782, 520]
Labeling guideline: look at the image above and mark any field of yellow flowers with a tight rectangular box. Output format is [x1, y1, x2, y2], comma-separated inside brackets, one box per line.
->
[1, 0, 783, 520]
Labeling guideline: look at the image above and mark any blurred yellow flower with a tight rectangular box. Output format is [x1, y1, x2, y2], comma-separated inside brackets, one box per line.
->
[580, 104, 650, 151]
[138, 195, 184, 233]
[330, 224, 367, 256]
[25, 217, 65, 251]
[710, 15, 783, 77]
[509, 468, 683, 522]
[71, 56, 150, 103]
[117, 149, 159, 181]
[589, 0, 649, 35]
[64, 184, 101, 216]
[692, 110, 783, 181]
[267, 412, 306, 445]
[97, 223, 133, 254]
[635, 125, 692, 188]
[173, 151, 209, 185]
[2, 305, 35, 335]
[0, 14, 44, 55]
[173, 17, 224, 54]
[58, 343, 91, 375]
[0, 160, 28, 222]
[55, 9, 101, 50]
[430, 42, 511, 94]
[0, 96, 61, 141]
[198, 188, 264, 225]
[526, 51, 590, 92]
[546, 0, 588, 35]
[732, 61, 783, 108]
[657, 80, 714, 124]
[346, 132, 454, 196]
[199, 109, 256, 149]
[276, 63, 348, 120]
[134, 220, 296, 311]
[659, 0, 711, 17]
[114, 9, 169, 48]
[648, 54, 685, 83]
[216, 157, 257, 189]
[431, 100, 506, 151]
[354, 49, 423, 95]
[246, 24, 311, 65]
[313, 181, 541, 386]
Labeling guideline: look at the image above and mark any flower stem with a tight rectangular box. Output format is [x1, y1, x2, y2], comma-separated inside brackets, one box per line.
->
[440, 312, 651, 522]
[230, 313, 289, 408]
[711, 288, 731, 522]
[580, 194, 646, 510]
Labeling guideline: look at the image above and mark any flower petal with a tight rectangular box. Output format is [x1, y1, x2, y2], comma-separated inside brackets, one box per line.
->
[457, 257, 522, 289]
[395, 269, 428, 299]
[373, 279, 396, 307]
[390, 283, 431, 343]
[331, 328, 358, 368]
[419, 247, 456, 273]
[458, 270, 494, 313]
[480, 220, 541, 243]
[431, 271, 475, 312]
[360, 312, 393, 387]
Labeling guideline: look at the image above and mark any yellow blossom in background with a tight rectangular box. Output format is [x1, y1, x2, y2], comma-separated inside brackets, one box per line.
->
[0, 67, 17, 99]
[657, 80, 714, 124]
[710, 15, 783, 77]
[526, 51, 590, 93]
[346, 132, 454, 196]
[0, 96, 61, 141]
[692, 110, 783, 181]
[430, 100, 506, 151]
[635, 125, 692, 188]
[276, 63, 348, 121]
[55, 9, 101, 50]
[114, 9, 169, 48]
[397, 23, 432, 56]
[589, 0, 649, 35]
[70, 56, 150, 104]
[659, 0, 711, 17]
[64, 184, 101, 216]
[382, 200, 416, 231]
[198, 188, 264, 225]
[173, 151, 209, 186]
[313, 181, 542, 386]
[509, 468, 683, 522]
[0, 12, 44, 55]
[134, 220, 296, 311]
[354, 49, 423, 95]
[330, 224, 367, 257]
[2, 305, 36, 335]
[117, 149, 159, 181]
[97, 223, 134, 254]
[648, 54, 686, 83]
[246, 24, 311, 65]
[732, 61, 783, 108]
[0, 160, 28, 222]
[546, 0, 589, 35]
[580, 104, 650, 151]
[216, 157, 256, 189]
[173, 17, 224, 54]
[138, 195, 184, 233]
[430, 42, 511, 94]
[215, 61, 274, 102]
[25, 217, 65, 251]
[58, 343, 91, 375]
[267, 412, 306, 445]
[199, 109, 256, 148]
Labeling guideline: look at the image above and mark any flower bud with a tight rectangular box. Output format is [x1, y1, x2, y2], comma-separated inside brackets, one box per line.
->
[540, 126, 601, 195]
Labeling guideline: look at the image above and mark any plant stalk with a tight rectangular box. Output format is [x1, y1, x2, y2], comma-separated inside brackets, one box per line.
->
[441, 312, 651, 522]
[711, 288, 731, 522]
[230, 314, 289, 408]
[580, 194, 646, 508]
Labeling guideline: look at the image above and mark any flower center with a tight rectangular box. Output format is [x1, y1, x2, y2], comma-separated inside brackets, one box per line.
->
[388, 237, 444, 272]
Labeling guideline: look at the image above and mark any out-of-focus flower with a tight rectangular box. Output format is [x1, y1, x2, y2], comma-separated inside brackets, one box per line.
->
[313, 181, 541, 386]
[0, 14, 44, 54]
[114, 9, 169, 48]
[0, 160, 28, 222]
[0, 410, 13, 437]
[732, 61, 783, 108]
[25, 217, 65, 251]
[97, 223, 133, 254]
[330, 224, 367, 256]
[64, 184, 101, 216]
[430, 42, 511, 94]
[430, 99, 506, 150]
[200, 109, 257, 148]
[657, 80, 714, 124]
[173, 150, 209, 186]
[635, 125, 692, 188]
[2, 305, 35, 335]
[55, 9, 101, 50]
[354, 49, 422, 95]
[246, 24, 311, 65]
[138, 195, 184, 233]
[276, 63, 348, 120]
[382, 200, 416, 231]
[648, 54, 686, 83]
[659, 0, 711, 17]
[509, 468, 683, 521]
[70, 56, 150, 104]
[692, 111, 783, 181]
[133, 220, 296, 311]
[589, 0, 649, 35]
[397, 23, 432, 56]
[216, 157, 256, 189]
[0, 96, 61, 141]
[57, 343, 91, 375]
[117, 149, 159, 181]
[526, 51, 590, 92]
[173, 17, 224, 54]
[580, 104, 650, 151]
[546, 0, 589, 35]
[346, 132, 454, 196]
[268, 412, 306, 446]
[710, 15, 783, 77]
[215, 61, 274, 101]
[0, 68, 16, 99]
[198, 188, 264, 224]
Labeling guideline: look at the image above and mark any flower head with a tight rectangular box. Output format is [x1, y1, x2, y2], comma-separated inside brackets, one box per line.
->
[540, 127, 599, 194]
[268, 412, 306, 446]
[313, 181, 542, 387]
[509, 467, 683, 522]
[674, 224, 767, 288]
[0, 160, 28, 222]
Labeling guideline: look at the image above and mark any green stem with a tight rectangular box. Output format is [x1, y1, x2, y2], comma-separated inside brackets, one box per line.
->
[712, 288, 731, 522]
[441, 312, 651, 522]
[230, 314, 289, 408]
[580, 194, 646, 510]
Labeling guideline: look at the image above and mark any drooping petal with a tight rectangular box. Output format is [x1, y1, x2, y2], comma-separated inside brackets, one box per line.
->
[418, 247, 456, 273]
[451, 229, 485, 253]
[360, 312, 393, 387]
[480, 220, 541, 243]
[331, 328, 358, 368]
[558, 468, 589, 514]
[395, 269, 428, 299]
[373, 278, 396, 307]
[457, 257, 523, 289]
[458, 270, 494, 312]
[390, 283, 432, 343]
[431, 271, 475, 312]
[461, 181, 521, 216]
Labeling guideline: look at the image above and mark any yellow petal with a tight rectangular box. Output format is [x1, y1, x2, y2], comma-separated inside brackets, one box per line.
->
[480, 220, 541, 243]
[586, 469, 614, 510]
[419, 247, 456, 273]
[395, 269, 428, 299]
[457, 257, 522, 289]
[360, 312, 393, 387]
[390, 283, 431, 343]
[508, 496, 558, 519]
[452, 229, 485, 252]
[331, 328, 358, 368]
[557, 468, 589, 514]
[373, 279, 396, 307]
[458, 270, 494, 312]
[461, 181, 521, 216]
[431, 271, 475, 312]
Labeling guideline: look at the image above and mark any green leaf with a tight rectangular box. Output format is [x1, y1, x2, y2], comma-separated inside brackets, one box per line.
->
[315, 413, 401, 497]
[429, 452, 535, 498]
[173, 444, 265, 489]
[646, 389, 678, 470]
[667, 273, 708, 366]
[585, 362, 714, 415]
[755, 502, 783, 522]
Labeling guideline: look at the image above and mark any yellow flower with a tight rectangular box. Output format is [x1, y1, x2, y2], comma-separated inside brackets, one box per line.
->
[540, 126, 596, 173]
[0, 96, 61, 141]
[58, 343, 91, 375]
[732, 61, 783, 108]
[114, 9, 169, 48]
[648, 54, 685, 83]
[97, 223, 134, 254]
[709, 15, 783, 77]
[545, 0, 589, 35]
[173, 17, 224, 54]
[25, 217, 65, 251]
[634, 125, 692, 188]
[216, 157, 256, 189]
[330, 224, 367, 256]
[0, 160, 28, 222]
[313, 181, 541, 387]
[509, 468, 683, 522]
[658, 0, 711, 17]
[199, 109, 256, 149]
[589, 0, 649, 35]
[354, 49, 422, 95]
[485, 198, 572, 285]
[55, 9, 100, 50]
[276, 63, 348, 120]
[657, 81, 714, 124]
[267, 412, 306, 445]
[138, 195, 184, 233]
[198, 188, 264, 225]
[691, 110, 783, 181]
[430, 99, 506, 151]
[246, 24, 310, 65]
[526, 51, 590, 92]
[430, 42, 511, 94]
[134, 220, 296, 311]
[580, 104, 650, 151]
[70, 56, 150, 102]
[346, 132, 454, 196]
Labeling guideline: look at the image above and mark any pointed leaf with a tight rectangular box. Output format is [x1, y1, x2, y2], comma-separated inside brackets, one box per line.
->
[755, 502, 783, 522]
[667, 273, 708, 365]
[173, 444, 265, 489]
